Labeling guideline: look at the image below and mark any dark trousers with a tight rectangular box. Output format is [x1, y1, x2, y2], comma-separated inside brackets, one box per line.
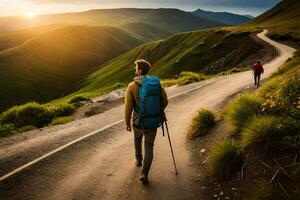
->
[254, 72, 261, 87]
[133, 126, 157, 176]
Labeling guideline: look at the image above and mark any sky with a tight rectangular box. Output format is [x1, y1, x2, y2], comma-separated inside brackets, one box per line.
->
[0, 0, 281, 17]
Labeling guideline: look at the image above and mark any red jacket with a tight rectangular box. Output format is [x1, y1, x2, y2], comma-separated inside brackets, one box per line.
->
[253, 63, 264, 73]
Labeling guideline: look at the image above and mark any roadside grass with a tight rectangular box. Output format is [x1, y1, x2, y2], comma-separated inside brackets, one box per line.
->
[226, 93, 264, 133]
[208, 138, 244, 180]
[256, 77, 280, 98]
[240, 115, 280, 149]
[0, 102, 53, 129]
[50, 103, 76, 117]
[161, 71, 207, 87]
[16, 125, 36, 133]
[188, 108, 216, 139]
[0, 123, 14, 137]
[0, 102, 77, 136]
[68, 95, 90, 107]
[50, 116, 74, 126]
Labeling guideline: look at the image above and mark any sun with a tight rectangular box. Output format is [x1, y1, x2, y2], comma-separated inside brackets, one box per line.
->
[26, 11, 37, 18]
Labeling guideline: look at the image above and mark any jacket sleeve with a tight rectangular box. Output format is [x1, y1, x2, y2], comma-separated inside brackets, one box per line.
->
[161, 87, 168, 109]
[125, 84, 134, 126]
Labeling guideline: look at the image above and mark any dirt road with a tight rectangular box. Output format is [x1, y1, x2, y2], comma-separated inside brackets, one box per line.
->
[0, 30, 296, 200]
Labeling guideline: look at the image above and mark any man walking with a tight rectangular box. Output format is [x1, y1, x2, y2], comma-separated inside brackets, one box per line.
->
[125, 59, 168, 184]
[252, 61, 264, 87]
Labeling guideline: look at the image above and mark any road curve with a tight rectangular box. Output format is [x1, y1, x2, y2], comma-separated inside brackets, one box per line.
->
[0, 30, 296, 200]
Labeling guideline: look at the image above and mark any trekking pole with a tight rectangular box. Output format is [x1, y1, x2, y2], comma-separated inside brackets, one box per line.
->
[164, 120, 179, 175]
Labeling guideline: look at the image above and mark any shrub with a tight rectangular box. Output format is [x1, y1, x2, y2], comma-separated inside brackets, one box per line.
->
[50, 116, 73, 126]
[17, 125, 36, 133]
[277, 74, 300, 105]
[226, 94, 264, 133]
[51, 104, 76, 117]
[177, 71, 205, 86]
[69, 95, 89, 106]
[161, 79, 178, 87]
[240, 116, 280, 149]
[0, 123, 14, 137]
[208, 139, 244, 180]
[0, 102, 53, 128]
[188, 108, 216, 138]
[261, 74, 300, 119]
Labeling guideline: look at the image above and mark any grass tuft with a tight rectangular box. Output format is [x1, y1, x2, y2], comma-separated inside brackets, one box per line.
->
[208, 138, 244, 180]
[50, 104, 76, 117]
[0, 123, 14, 137]
[226, 93, 263, 133]
[240, 115, 280, 149]
[50, 116, 73, 126]
[17, 125, 36, 133]
[188, 108, 216, 138]
[177, 71, 206, 86]
[69, 95, 90, 107]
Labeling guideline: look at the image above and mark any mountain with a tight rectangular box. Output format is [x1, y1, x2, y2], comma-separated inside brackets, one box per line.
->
[0, 8, 225, 40]
[192, 9, 251, 25]
[246, 0, 300, 43]
[243, 15, 254, 19]
[0, 25, 143, 110]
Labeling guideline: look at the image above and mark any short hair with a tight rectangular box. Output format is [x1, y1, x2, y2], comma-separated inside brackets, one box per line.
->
[135, 59, 151, 75]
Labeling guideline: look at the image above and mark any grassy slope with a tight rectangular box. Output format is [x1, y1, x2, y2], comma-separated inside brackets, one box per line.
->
[245, 0, 300, 44]
[0, 25, 143, 111]
[119, 22, 172, 41]
[0, 24, 64, 51]
[55, 26, 273, 103]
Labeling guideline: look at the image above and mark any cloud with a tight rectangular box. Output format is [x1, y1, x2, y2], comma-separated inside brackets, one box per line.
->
[21, 0, 281, 8]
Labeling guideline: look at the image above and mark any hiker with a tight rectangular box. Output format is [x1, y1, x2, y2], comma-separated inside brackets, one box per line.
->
[252, 61, 264, 87]
[125, 59, 168, 184]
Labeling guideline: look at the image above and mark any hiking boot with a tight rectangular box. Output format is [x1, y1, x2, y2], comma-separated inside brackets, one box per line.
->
[139, 173, 149, 184]
[135, 160, 142, 167]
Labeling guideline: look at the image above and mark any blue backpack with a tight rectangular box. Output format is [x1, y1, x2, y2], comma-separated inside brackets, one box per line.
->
[134, 76, 164, 129]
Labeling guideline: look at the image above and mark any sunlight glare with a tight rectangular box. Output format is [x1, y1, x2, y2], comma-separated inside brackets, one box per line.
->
[26, 11, 37, 18]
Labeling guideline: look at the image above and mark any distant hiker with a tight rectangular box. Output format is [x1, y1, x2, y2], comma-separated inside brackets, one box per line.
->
[125, 59, 168, 184]
[252, 61, 264, 87]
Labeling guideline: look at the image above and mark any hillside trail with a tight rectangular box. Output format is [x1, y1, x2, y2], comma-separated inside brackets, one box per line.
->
[0, 30, 296, 200]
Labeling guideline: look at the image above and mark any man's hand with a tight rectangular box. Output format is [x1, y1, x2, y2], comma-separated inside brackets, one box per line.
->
[126, 125, 132, 132]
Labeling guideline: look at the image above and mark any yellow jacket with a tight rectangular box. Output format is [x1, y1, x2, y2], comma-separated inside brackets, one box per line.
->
[125, 76, 168, 127]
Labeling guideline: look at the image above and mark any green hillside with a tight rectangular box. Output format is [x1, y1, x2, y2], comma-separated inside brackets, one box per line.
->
[120, 23, 172, 41]
[246, 0, 300, 44]
[59, 27, 271, 101]
[0, 24, 64, 51]
[0, 25, 143, 110]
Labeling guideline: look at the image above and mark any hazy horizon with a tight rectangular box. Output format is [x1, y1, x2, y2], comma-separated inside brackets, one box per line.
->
[0, 0, 280, 18]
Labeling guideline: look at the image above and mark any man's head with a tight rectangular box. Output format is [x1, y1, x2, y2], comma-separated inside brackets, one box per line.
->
[257, 60, 261, 64]
[135, 59, 151, 76]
